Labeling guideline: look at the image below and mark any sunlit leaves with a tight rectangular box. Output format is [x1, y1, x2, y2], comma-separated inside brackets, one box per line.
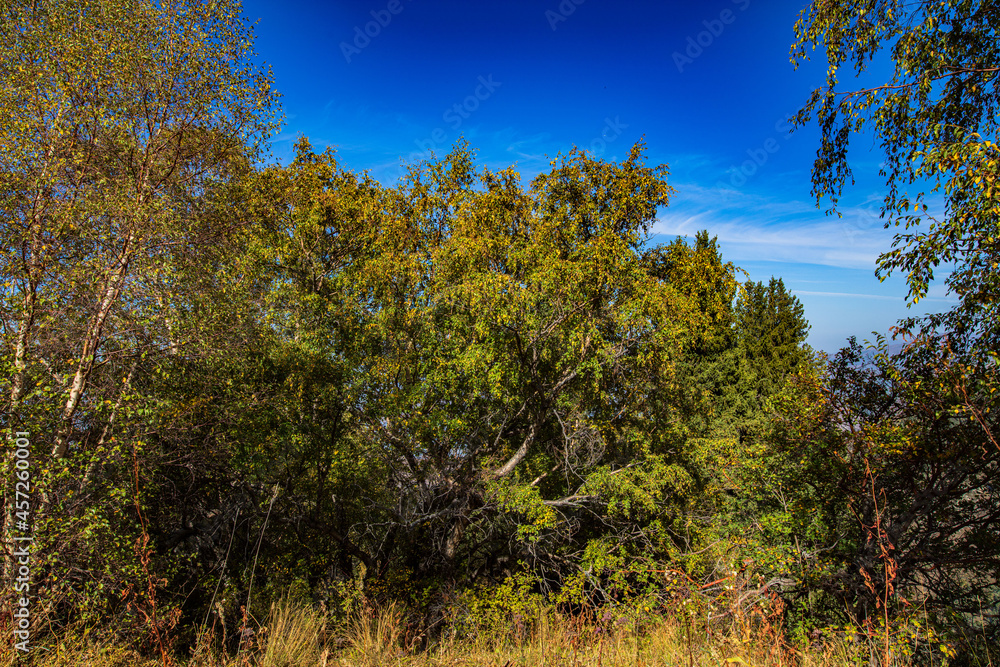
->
[791, 0, 1000, 356]
[253, 138, 738, 596]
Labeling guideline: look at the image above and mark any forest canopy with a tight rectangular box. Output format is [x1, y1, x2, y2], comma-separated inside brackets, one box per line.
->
[0, 0, 997, 664]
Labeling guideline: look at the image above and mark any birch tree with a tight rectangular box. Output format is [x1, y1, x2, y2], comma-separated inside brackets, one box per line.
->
[791, 0, 1000, 359]
[0, 0, 278, 455]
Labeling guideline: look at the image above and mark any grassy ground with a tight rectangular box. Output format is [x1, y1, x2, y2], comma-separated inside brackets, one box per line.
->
[4, 599, 990, 666]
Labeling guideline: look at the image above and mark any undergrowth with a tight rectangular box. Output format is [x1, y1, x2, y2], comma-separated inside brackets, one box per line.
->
[5, 595, 993, 667]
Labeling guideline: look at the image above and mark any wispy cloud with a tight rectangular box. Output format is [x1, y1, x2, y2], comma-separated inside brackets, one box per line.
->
[653, 213, 888, 269]
[795, 290, 957, 303]
[664, 153, 724, 172]
[654, 181, 898, 270]
[503, 131, 553, 163]
[795, 290, 898, 301]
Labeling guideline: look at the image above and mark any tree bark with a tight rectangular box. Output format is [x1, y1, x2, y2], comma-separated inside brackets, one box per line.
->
[51, 229, 135, 458]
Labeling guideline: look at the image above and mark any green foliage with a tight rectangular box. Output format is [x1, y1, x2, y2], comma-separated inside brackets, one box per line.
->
[733, 337, 999, 641]
[788, 4, 1000, 647]
[301, 140, 703, 597]
[736, 278, 810, 383]
[0, 0, 279, 645]
[457, 568, 546, 642]
[791, 0, 1000, 357]
[732, 277, 813, 428]
[12, 0, 998, 659]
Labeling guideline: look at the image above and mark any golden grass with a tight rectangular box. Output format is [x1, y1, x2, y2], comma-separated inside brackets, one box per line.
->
[339, 601, 405, 667]
[11, 623, 160, 667]
[323, 604, 877, 667]
[259, 596, 326, 667]
[389, 610, 867, 667]
[6, 600, 975, 667]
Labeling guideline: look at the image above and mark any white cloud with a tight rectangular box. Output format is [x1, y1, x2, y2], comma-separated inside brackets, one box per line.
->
[653, 182, 898, 270]
[795, 289, 957, 303]
[795, 290, 900, 301]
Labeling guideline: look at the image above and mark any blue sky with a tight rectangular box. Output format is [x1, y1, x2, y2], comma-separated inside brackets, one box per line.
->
[239, 0, 955, 353]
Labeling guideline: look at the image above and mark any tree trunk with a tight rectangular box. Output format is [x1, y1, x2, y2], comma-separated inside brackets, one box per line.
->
[51, 230, 135, 458]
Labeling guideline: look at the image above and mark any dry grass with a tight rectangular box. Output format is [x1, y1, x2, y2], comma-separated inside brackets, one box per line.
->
[312, 604, 889, 667]
[11, 623, 160, 667]
[396, 610, 867, 667]
[6, 600, 977, 667]
[259, 596, 326, 667]
[339, 601, 405, 667]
